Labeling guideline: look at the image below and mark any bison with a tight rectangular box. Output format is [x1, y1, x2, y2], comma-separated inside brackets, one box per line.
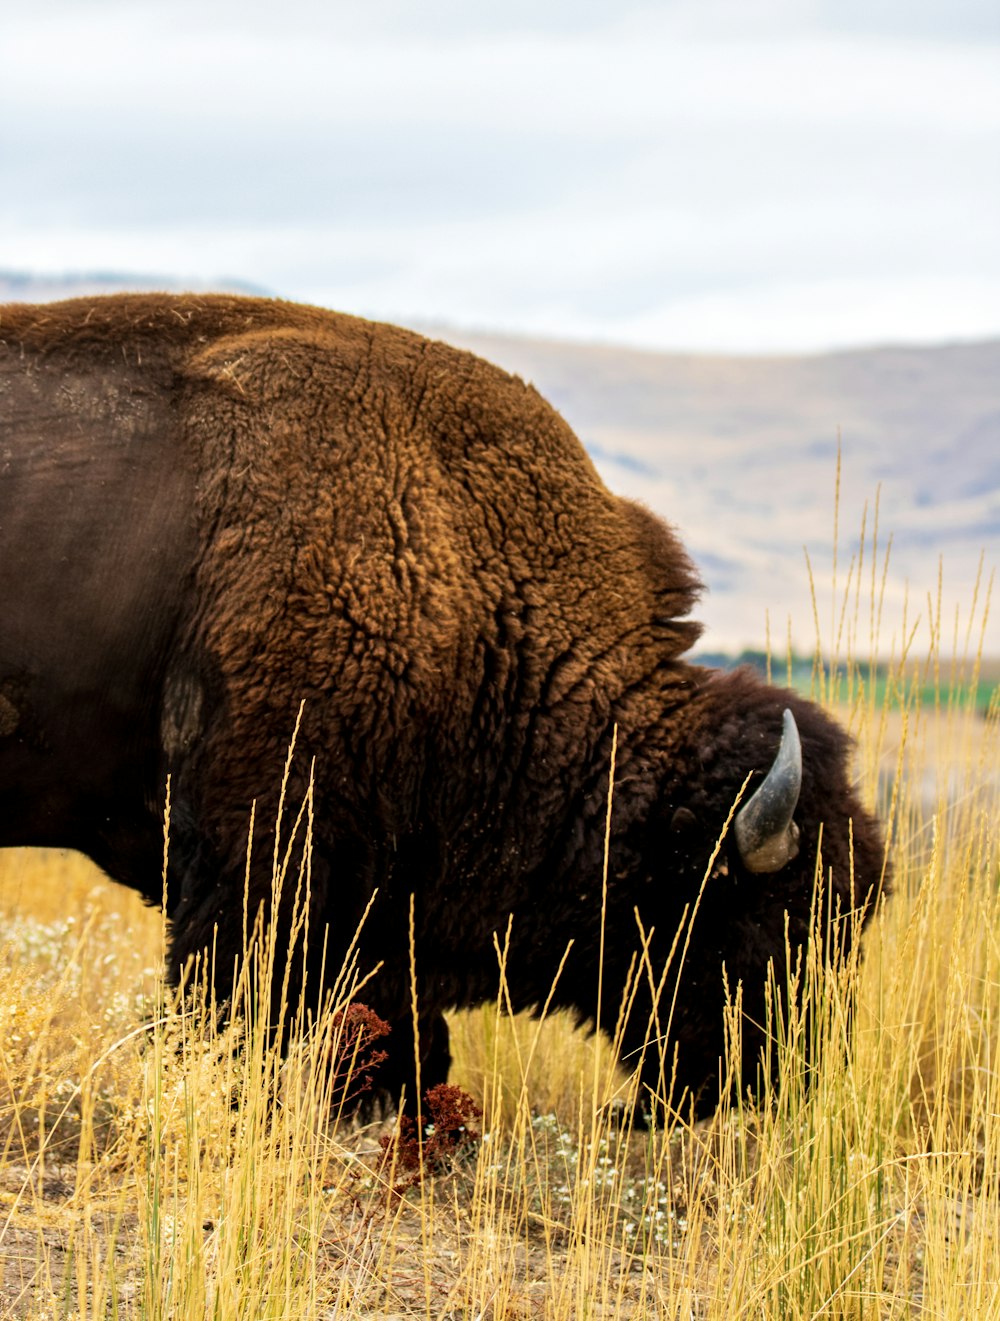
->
[0, 293, 885, 1115]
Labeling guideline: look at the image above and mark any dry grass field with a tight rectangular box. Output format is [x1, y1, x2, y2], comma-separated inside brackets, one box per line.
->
[1, 566, 997, 1316]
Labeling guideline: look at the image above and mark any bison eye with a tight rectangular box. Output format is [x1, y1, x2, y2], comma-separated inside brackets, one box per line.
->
[670, 806, 698, 834]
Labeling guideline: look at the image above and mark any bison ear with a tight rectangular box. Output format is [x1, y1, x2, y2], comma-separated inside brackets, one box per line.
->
[734, 708, 802, 873]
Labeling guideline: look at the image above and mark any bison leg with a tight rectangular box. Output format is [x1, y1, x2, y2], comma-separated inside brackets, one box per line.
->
[365, 1010, 452, 1116]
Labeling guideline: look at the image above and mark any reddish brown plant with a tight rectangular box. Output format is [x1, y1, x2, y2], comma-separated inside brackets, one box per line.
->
[380, 1083, 483, 1194]
[329, 1002, 390, 1111]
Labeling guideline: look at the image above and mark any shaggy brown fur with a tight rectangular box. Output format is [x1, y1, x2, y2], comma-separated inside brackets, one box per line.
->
[0, 294, 887, 1115]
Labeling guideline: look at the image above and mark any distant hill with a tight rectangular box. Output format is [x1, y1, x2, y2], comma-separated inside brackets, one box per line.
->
[4, 272, 996, 655]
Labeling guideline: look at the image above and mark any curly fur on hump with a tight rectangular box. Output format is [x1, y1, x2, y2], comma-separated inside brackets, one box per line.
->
[0, 293, 887, 1115]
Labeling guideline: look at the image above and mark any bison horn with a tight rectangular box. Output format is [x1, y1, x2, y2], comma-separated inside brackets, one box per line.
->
[734, 708, 802, 873]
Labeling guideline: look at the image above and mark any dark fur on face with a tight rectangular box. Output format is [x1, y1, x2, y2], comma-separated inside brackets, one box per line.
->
[0, 293, 887, 1115]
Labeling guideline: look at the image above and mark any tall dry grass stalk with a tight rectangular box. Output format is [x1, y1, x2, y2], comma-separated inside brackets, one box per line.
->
[0, 503, 996, 1317]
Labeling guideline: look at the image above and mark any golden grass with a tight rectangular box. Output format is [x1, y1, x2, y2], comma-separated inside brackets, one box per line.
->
[0, 523, 997, 1317]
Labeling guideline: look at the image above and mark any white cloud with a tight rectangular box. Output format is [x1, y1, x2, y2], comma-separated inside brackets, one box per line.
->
[597, 276, 1000, 353]
[5, 15, 998, 134]
[1, 3, 997, 351]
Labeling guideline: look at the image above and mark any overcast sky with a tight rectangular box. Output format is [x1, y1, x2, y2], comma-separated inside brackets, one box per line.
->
[2, 0, 998, 352]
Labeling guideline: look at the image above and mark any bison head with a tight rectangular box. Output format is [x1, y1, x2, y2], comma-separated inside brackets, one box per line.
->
[590, 667, 886, 1119]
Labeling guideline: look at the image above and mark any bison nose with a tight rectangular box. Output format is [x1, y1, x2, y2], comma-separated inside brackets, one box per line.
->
[734, 708, 802, 873]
